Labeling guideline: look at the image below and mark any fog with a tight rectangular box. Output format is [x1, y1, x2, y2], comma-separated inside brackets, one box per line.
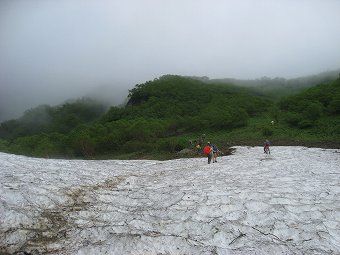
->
[1, 0, 340, 122]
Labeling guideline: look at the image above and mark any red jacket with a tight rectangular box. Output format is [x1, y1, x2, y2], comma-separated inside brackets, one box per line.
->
[203, 145, 211, 156]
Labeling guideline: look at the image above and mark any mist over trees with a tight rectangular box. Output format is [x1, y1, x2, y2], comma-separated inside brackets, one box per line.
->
[0, 73, 339, 159]
[0, 98, 106, 139]
[0, 76, 268, 157]
[279, 79, 340, 128]
[208, 69, 340, 99]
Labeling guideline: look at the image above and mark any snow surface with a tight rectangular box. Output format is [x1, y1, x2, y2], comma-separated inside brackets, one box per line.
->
[0, 146, 339, 255]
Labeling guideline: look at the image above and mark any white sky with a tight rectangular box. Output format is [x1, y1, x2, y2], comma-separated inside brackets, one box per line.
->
[1, 0, 340, 121]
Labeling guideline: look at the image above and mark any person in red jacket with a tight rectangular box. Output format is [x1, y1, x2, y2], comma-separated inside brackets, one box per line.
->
[264, 140, 271, 154]
[203, 142, 213, 164]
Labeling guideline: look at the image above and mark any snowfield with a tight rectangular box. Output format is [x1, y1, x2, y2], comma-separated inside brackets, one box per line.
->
[0, 146, 339, 255]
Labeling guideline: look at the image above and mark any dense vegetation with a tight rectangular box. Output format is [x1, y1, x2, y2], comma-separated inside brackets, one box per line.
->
[210, 69, 340, 100]
[0, 74, 339, 159]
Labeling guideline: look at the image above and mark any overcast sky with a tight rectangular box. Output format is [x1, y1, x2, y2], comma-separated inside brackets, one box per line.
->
[1, 0, 340, 121]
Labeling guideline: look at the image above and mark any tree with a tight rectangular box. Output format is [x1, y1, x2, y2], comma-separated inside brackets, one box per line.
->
[303, 102, 323, 121]
[328, 96, 340, 114]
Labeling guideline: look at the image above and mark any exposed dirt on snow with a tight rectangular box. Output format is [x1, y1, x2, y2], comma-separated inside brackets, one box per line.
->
[0, 146, 339, 254]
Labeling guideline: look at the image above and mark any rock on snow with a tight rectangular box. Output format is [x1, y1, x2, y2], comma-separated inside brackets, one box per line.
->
[0, 146, 339, 254]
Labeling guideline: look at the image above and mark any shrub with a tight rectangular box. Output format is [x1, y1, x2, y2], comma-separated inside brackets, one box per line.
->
[0, 139, 9, 151]
[328, 97, 340, 114]
[285, 112, 303, 127]
[303, 102, 323, 121]
[298, 120, 314, 129]
[157, 138, 187, 153]
[262, 127, 273, 136]
[122, 141, 152, 153]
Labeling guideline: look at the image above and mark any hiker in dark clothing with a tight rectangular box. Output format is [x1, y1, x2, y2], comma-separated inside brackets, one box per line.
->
[264, 140, 271, 154]
[211, 144, 219, 163]
[195, 144, 201, 154]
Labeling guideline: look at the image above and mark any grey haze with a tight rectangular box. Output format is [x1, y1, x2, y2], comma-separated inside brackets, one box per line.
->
[1, 0, 340, 121]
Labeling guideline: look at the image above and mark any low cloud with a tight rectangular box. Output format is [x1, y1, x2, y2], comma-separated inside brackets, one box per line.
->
[1, 0, 340, 121]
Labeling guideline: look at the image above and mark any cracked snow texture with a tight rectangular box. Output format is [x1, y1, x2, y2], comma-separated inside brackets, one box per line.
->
[0, 146, 339, 254]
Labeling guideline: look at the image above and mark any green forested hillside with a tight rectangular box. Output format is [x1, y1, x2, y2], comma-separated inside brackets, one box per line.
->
[0, 75, 339, 159]
[104, 75, 270, 128]
[210, 69, 340, 100]
[0, 98, 107, 139]
[278, 78, 340, 133]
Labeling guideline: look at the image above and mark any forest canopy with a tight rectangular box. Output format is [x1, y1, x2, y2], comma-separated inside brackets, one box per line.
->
[0, 75, 339, 159]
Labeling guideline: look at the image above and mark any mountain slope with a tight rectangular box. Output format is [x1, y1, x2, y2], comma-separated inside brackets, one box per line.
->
[0, 75, 339, 159]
